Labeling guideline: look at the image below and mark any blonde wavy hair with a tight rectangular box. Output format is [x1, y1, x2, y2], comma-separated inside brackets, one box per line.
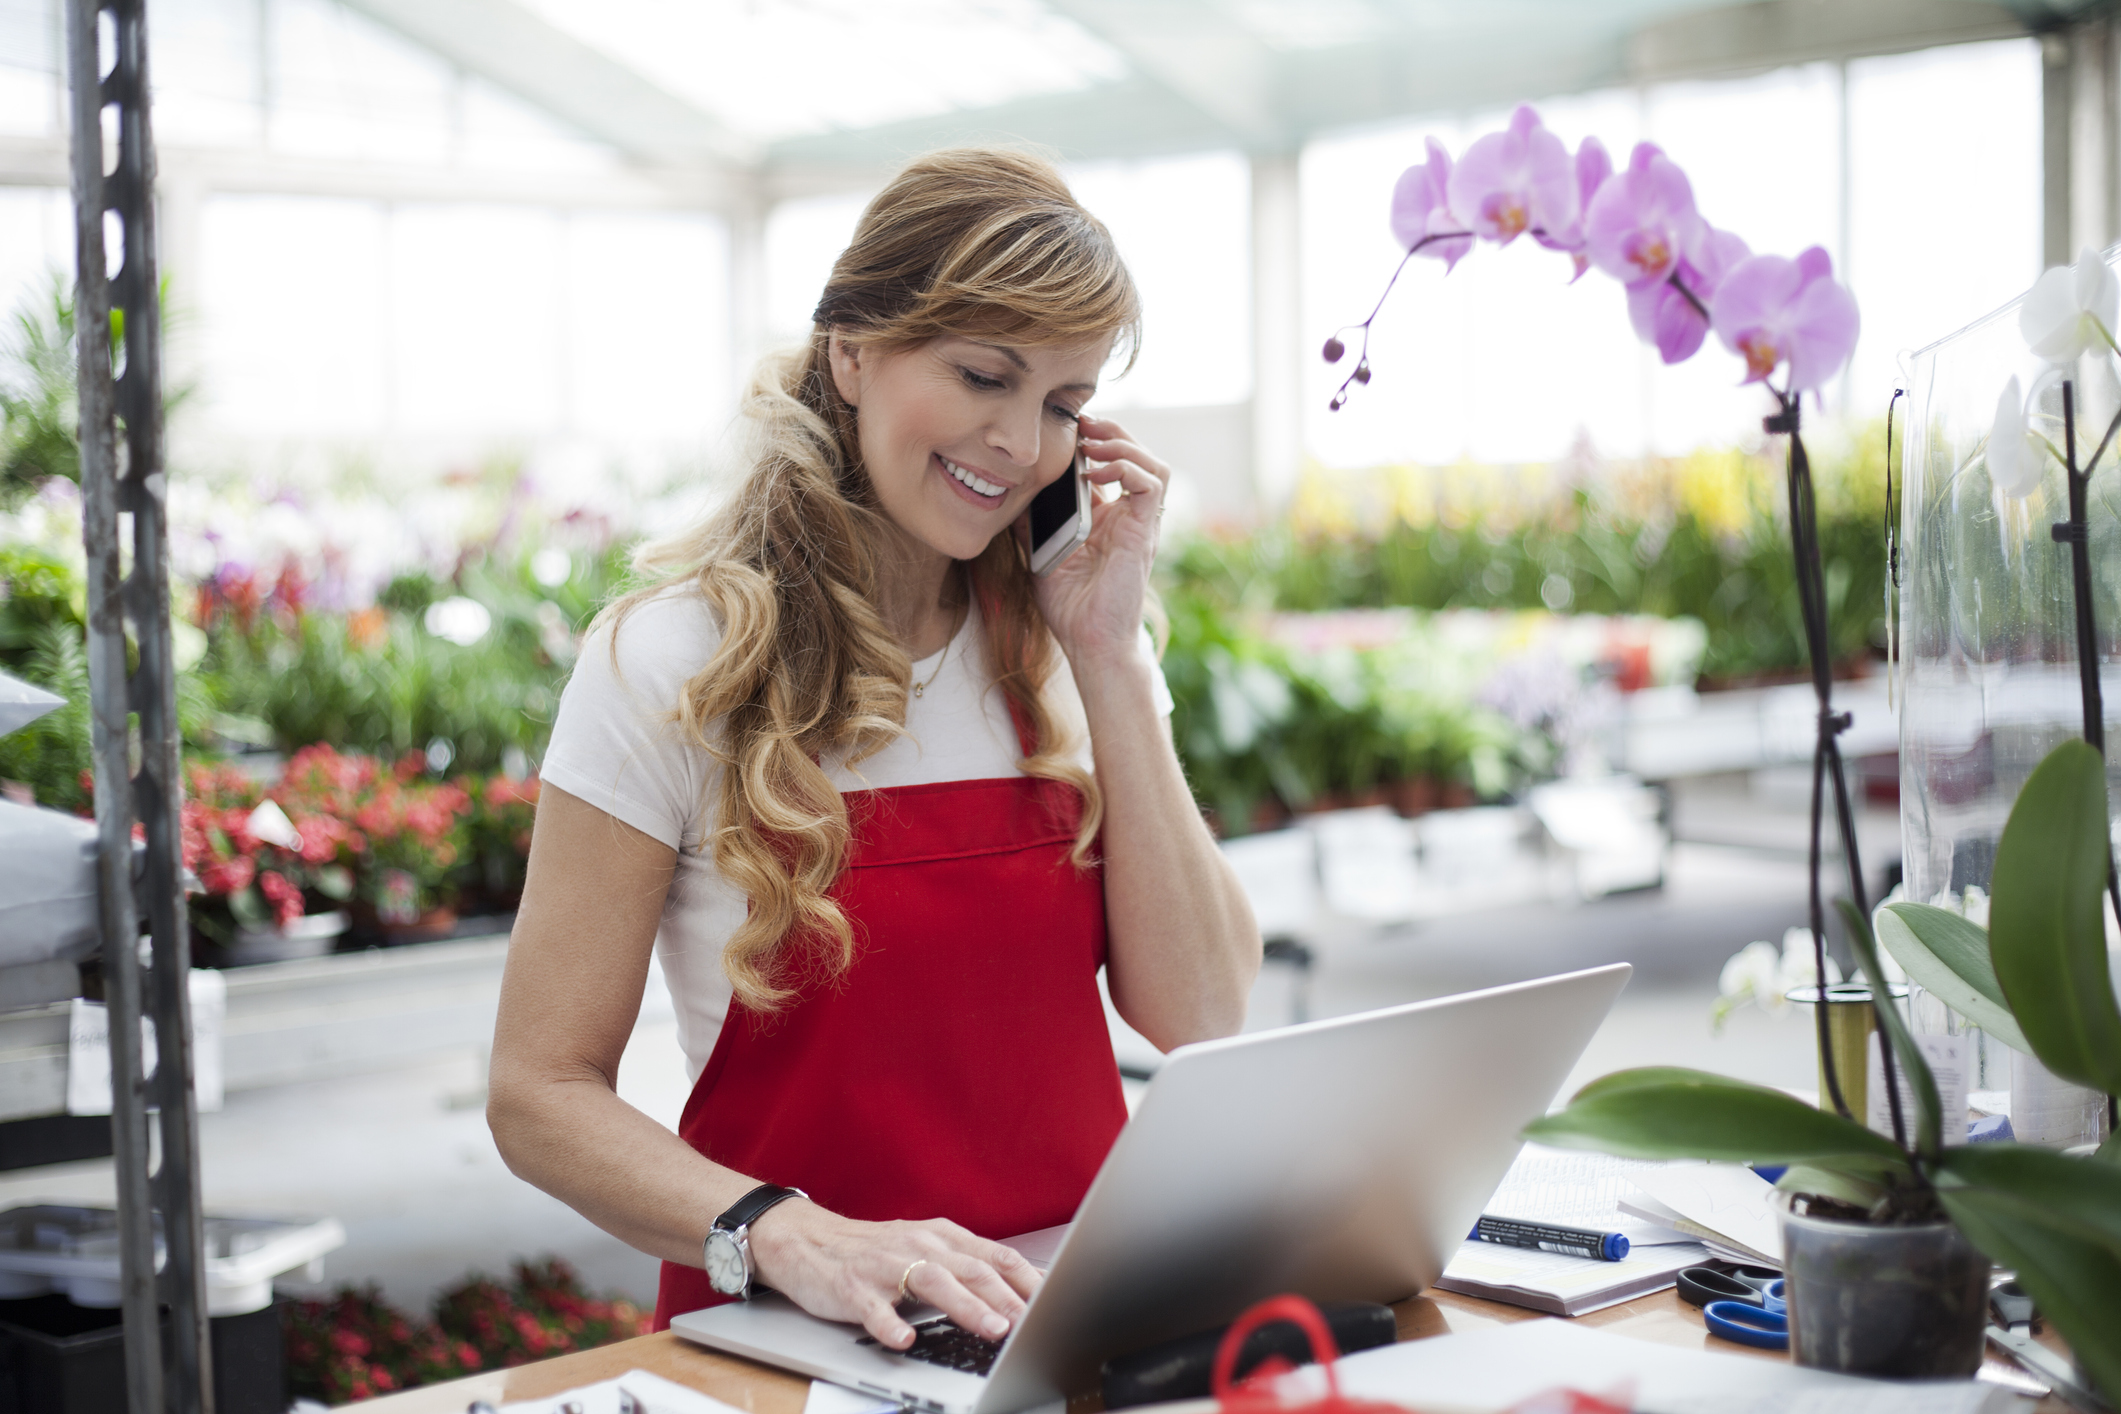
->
[609, 147, 1141, 1012]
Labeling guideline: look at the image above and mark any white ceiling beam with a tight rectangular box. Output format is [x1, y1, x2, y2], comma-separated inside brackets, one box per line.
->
[340, 0, 760, 176]
[1041, 0, 1287, 149]
[0, 135, 733, 211]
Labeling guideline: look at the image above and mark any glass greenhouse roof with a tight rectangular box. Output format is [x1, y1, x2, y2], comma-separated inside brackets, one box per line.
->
[515, 0, 1128, 143]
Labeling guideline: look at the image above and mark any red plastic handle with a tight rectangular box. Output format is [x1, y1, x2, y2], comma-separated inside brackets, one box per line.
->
[1210, 1295, 1344, 1402]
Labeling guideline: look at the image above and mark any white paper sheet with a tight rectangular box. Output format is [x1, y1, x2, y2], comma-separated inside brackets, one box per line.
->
[500, 1369, 752, 1414]
[1481, 1144, 1701, 1244]
[804, 1380, 900, 1414]
[1626, 1164, 1781, 1268]
[1323, 1318, 2019, 1414]
[1436, 1238, 1708, 1315]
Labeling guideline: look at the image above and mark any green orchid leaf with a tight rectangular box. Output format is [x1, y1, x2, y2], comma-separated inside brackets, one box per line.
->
[1935, 1183, 2121, 1405]
[1876, 902, 2030, 1052]
[1839, 897, 1944, 1158]
[1566, 1067, 1730, 1104]
[1773, 1161, 1891, 1210]
[1526, 1068, 1908, 1166]
[1990, 739, 2121, 1094]
[1932, 1140, 2121, 1248]
[2100, 1131, 2121, 1166]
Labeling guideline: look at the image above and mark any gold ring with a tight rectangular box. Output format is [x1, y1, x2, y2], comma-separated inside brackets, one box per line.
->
[896, 1258, 929, 1305]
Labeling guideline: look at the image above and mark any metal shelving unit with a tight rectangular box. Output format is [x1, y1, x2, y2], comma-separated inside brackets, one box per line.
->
[62, 0, 213, 1408]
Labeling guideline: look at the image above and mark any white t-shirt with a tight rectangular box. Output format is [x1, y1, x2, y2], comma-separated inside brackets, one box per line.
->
[539, 586, 1173, 1079]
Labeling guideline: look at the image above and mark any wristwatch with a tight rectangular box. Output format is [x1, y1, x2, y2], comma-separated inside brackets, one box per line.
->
[704, 1183, 807, 1300]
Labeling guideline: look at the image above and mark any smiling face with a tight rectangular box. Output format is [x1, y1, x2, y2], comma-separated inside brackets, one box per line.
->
[830, 333, 1108, 563]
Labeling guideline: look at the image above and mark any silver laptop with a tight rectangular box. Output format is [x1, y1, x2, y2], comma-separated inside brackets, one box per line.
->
[671, 963, 1630, 1414]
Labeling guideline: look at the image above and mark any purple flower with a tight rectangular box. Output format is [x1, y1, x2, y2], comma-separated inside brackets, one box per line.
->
[1583, 142, 1704, 290]
[1627, 226, 1750, 364]
[1446, 105, 1577, 246]
[1708, 246, 1860, 390]
[1532, 137, 1614, 280]
[1390, 137, 1473, 270]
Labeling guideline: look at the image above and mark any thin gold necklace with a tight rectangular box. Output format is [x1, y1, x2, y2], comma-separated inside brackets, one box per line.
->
[912, 635, 950, 698]
[911, 603, 966, 699]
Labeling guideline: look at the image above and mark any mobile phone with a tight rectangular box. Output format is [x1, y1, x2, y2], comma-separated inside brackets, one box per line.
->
[1027, 442, 1092, 576]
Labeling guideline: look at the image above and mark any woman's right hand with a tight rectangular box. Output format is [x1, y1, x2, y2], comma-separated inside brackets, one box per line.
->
[747, 1198, 1043, 1349]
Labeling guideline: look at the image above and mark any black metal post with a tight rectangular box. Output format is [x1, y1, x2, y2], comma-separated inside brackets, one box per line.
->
[64, 0, 213, 1409]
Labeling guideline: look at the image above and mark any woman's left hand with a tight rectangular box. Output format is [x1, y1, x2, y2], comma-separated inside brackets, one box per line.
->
[1031, 415, 1168, 670]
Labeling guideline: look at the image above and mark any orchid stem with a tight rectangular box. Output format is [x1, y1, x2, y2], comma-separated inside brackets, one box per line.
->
[2054, 381, 2121, 934]
[1326, 230, 1474, 409]
[1770, 390, 1895, 1136]
[1668, 270, 1712, 323]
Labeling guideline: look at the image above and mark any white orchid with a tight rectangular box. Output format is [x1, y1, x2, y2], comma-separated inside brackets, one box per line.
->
[1986, 375, 2050, 498]
[2021, 246, 2120, 364]
[1712, 927, 1845, 1030]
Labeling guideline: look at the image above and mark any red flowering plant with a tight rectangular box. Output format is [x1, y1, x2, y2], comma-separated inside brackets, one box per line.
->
[275, 743, 471, 927]
[283, 1285, 480, 1405]
[285, 1258, 651, 1402]
[434, 1258, 650, 1369]
[453, 770, 540, 914]
[180, 758, 355, 949]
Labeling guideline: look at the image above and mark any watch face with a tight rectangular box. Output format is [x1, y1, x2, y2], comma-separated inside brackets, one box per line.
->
[704, 1229, 748, 1296]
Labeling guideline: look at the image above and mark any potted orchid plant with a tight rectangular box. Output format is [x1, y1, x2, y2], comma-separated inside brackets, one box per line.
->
[1330, 107, 2119, 1391]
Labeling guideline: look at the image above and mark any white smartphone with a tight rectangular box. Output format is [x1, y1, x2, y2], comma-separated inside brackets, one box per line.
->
[1027, 442, 1092, 576]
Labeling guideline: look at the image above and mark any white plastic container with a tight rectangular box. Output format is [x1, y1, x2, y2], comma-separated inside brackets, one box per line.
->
[0, 1203, 345, 1315]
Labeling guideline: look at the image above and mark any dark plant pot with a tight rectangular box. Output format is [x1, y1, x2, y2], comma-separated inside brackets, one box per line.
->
[1779, 1201, 1988, 1378]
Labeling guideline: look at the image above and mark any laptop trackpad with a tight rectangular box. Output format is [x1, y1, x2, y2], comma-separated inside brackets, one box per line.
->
[1002, 1223, 1070, 1273]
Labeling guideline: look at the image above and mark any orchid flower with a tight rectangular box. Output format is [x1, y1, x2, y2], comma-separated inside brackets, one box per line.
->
[1530, 137, 1613, 280]
[1583, 142, 1704, 290]
[1707, 246, 1859, 391]
[1445, 105, 1577, 247]
[1628, 226, 1749, 364]
[1986, 375, 2051, 498]
[1390, 138, 1473, 270]
[2020, 247, 2121, 364]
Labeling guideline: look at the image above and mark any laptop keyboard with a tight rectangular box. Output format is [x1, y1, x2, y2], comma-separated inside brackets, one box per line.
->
[858, 1317, 1003, 1376]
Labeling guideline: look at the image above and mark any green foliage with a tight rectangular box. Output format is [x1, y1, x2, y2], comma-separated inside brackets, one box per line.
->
[0, 541, 83, 654]
[1988, 739, 2121, 1095]
[1190, 428, 1888, 684]
[1876, 902, 2029, 1052]
[1524, 1066, 1908, 1166]
[0, 277, 81, 504]
[1930, 1173, 2121, 1402]
[0, 620, 91, 810]
[197, 542, 631, 773]
[1159, 565, 1529, 832]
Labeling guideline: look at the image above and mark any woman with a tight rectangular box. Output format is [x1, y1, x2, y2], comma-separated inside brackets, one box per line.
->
[488, 148, 1260, 1356]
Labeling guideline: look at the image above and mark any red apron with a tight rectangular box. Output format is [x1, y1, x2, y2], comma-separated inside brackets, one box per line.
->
[652, 742, 1129, 1327]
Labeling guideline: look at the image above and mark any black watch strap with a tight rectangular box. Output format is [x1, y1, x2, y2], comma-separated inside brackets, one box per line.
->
[714, 1183, 805, 1233]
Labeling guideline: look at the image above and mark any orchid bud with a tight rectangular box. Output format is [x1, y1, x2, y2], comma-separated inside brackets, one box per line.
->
[1322, 336, 1346, 363]
[1328, 393, 1346, 411]
[1354, 362, 1371, 384]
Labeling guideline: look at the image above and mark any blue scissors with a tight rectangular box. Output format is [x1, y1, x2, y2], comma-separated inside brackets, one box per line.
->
[1703, 1279, 1787, 1351]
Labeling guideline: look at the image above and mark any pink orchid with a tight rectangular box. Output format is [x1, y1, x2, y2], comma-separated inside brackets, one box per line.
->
[1583, 143, 1705, 290]
[1445, 105, 1577, 247]
[1389, 137, 1473, 270]
[1708, 246, 1861, 390]
[1627, 226, 1751, 364]
[1532, 137, 1614, 280]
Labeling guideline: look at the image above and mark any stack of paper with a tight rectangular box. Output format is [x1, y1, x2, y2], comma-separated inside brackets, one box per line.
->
[1435, 1147, 1709, 1315]
[1435, 1237, 1709, 1316]
[1618, 1164, 1783, 1269]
